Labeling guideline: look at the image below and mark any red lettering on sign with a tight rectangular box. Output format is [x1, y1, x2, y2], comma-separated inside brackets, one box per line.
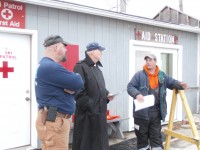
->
[135, 30, 142, 40]
[174, 36, 178, 44]
[0, 61, 14, 78]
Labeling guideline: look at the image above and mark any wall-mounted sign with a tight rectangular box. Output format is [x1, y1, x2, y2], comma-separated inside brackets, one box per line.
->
[135, 29, 178, 44]
[0, 0, 25, 28]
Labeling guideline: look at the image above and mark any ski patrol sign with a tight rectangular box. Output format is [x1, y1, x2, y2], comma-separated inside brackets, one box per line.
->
[0, 0, 25, 28]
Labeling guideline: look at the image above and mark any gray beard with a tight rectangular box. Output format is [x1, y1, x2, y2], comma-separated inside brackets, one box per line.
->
[61, 54, 67, 62]
[61, 53, 67, 62]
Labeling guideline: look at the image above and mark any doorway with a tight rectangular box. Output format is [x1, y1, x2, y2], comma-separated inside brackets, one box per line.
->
[0, 28, 38, 149]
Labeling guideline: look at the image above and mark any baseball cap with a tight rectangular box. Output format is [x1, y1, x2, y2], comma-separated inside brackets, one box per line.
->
[144, 53, 157, 61]
[86, 42, 105, 51]
[43, 35, 69, 47]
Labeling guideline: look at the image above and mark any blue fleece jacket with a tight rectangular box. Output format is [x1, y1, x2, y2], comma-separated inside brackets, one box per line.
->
[35, 57, 83, 115]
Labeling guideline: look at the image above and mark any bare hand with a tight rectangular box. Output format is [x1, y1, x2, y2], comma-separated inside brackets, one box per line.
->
[64, 89, 75, 94]
[136, 94, 144, 103]
[107, 93, 114, 101]
[180, 82, 188, 90]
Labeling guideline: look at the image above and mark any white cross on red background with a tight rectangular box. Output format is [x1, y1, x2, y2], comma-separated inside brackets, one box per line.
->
[1, 8, 13, 20]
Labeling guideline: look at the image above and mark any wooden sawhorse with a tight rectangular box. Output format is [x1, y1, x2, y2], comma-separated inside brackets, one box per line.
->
[164, 89, 200, 150]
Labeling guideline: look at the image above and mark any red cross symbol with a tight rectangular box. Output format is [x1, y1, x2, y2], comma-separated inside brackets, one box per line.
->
[135, 31, 142, 39]
[0, 61, 14, 78]
[174, 36, 178, 44]
[2, 9, 13, 20]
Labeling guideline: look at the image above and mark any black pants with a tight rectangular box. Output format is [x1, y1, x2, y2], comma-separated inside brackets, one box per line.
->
[134, 109, 163, 150]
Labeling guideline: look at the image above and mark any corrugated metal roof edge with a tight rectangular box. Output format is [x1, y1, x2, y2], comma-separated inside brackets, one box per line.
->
[14, 0, 200, 34]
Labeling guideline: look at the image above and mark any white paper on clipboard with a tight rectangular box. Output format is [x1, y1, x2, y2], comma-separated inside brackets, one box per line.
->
[134, 95, 155, 111]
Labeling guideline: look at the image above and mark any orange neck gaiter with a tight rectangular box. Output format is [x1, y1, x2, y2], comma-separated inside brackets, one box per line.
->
[143, 65, 160, 89]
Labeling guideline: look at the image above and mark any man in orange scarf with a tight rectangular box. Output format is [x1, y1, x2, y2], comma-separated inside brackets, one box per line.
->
[127, 53, 188, 150]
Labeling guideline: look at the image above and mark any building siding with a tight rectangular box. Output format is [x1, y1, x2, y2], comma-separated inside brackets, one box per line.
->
[26, 4, 198, 131]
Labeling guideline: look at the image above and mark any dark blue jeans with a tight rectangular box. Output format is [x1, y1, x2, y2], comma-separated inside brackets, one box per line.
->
[134, 109, 163, 150]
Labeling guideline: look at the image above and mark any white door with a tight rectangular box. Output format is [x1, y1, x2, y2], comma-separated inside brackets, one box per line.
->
[0, 33, 31, 149]
[128, 41, 182, 131]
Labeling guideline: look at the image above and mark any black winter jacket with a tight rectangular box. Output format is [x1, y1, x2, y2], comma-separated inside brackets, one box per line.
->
[127, 69, 183, 121]
[72, 52, 109, 150]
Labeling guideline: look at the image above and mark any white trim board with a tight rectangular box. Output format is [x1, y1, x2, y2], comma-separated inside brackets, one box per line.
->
[13, 0, 200, 34]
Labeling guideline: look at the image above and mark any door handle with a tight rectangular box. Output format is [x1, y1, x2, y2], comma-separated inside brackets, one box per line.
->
[25, 97, 30, 101]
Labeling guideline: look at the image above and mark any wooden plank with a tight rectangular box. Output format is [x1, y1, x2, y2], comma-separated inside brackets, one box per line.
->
[164, 89, 177, 150]
[107, 118, 128, 140]
[164, 129, 200, 145]
[179, 90, 200, 139]
[107, 118, 129, 123]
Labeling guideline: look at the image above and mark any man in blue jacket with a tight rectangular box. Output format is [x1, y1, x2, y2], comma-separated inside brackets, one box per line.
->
[127, 53, 188, 150]
[35, 35, 83, 150]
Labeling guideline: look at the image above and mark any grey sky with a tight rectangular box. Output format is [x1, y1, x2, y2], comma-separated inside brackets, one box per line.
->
[62, 0, 200, 19]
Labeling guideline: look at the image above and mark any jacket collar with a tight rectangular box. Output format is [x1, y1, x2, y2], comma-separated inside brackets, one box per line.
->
[84, 51, 103, 67]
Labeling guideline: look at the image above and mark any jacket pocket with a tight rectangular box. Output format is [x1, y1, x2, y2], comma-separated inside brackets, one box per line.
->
[139, 86, 149, 95]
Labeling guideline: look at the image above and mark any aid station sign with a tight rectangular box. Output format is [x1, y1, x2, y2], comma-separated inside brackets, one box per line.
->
[0, 0, 25, 28]
[135, 29, 178, 45]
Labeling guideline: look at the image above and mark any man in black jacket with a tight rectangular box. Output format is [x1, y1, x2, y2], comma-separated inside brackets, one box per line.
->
[127, 53, 188, 150]
[72, 42, 114, 150]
